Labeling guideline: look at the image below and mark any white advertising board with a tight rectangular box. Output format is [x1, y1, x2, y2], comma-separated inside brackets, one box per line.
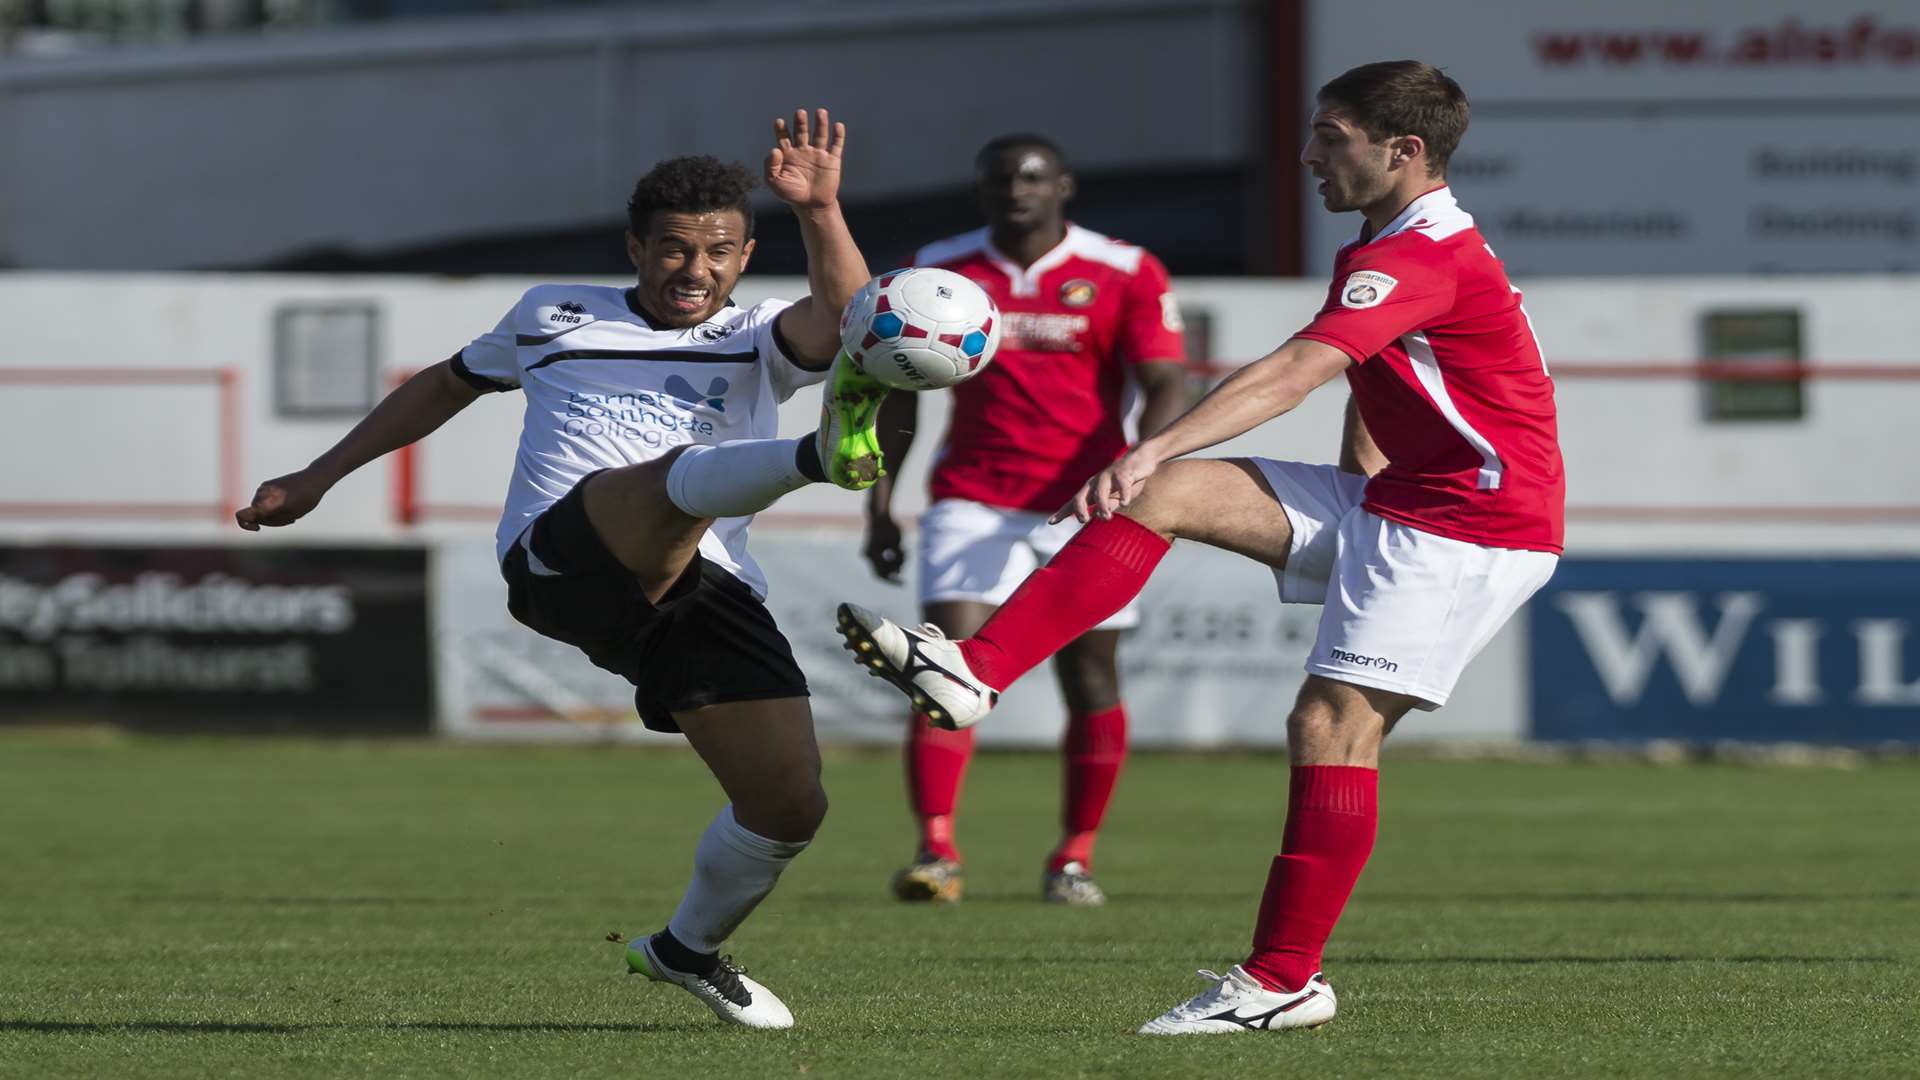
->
[1305, 2, 1920, 275]
[432, 530, 1526, 747]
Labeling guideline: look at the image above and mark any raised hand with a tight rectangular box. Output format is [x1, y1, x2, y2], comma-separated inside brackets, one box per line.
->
[235, 468, 330, 531]
[764, 107, 846, 211]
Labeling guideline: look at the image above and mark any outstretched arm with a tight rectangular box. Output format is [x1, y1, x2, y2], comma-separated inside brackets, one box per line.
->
[766, 108, 871, 368]
[1053, 337, 1351, 523]
[236, 360, 482, 530]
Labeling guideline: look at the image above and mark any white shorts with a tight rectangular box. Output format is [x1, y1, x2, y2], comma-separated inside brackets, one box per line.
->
[1252, 459, 1559, 709]
[917, 497, 1142, 630]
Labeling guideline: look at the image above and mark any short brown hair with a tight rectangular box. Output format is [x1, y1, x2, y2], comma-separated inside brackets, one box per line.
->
[1317, 61, 1469, 176]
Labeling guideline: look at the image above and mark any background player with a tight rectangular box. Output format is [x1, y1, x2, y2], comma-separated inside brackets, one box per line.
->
[237, 109, 892, 1030]
[861, 134, 1189, 905]
[838, 62, 1564, 1033]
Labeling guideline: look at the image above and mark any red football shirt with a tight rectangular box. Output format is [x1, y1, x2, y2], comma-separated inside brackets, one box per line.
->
[1294, 187, 1565, 553]
[917, 225, 1187, 512]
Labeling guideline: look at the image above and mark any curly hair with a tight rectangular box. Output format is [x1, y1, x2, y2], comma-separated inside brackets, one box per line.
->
[626, 155, 758, 238]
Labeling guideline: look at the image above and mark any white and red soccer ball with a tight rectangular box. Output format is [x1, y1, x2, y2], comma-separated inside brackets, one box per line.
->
[839, 267, 1000, 391]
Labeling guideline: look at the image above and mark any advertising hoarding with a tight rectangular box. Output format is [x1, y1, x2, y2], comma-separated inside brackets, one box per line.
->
[0, 545, 431, 732]
[1532, 558, 1920, 743]
[1304, 3, 1920, 275]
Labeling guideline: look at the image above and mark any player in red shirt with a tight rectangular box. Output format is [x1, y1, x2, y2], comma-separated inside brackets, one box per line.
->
[861, 134, 1190, 905]
[838, 62, 1564, 1032]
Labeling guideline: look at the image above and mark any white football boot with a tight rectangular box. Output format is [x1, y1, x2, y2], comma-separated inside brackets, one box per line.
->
[835, 603, 997, 730]
[626, 934, 795, 1030]
[1136, 966, 1336, 1035]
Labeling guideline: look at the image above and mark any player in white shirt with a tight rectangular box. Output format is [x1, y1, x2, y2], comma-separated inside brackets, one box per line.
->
[235, 109, 893, 1030]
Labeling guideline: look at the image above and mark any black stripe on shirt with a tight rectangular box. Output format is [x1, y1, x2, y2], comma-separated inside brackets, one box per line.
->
[516, 323, 596, 347]
[449, 351, 517, 393]
[526, 348, 759, 372]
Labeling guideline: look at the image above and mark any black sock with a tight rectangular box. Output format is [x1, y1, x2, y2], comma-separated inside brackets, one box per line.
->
[794, 436, 827, 483]
[650, 927, 719, 975]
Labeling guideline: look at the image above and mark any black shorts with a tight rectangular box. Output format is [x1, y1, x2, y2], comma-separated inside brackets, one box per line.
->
[499, 474, 809, 733]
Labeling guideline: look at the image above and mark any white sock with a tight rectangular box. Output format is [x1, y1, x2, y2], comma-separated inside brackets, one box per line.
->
[665, 438, 813, 518]
[666, 805, 810, 954]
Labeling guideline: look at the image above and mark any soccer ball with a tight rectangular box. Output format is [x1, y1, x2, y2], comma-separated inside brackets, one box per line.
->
[839, 267, 1000, 391]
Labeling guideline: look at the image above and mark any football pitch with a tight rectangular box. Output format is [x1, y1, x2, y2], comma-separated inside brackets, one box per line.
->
[1, 735, 1913, 1079]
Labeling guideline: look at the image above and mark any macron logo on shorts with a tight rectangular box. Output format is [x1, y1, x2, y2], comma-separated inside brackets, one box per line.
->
[1329, 647, 1398, 673]
[1339, 270, 1398, 310]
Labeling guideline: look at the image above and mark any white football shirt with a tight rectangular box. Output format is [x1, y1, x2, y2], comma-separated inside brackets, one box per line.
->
[455, 284, 825, 599]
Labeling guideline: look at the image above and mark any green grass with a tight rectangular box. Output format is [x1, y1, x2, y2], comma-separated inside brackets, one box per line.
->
[0, 734, 1914, 1079]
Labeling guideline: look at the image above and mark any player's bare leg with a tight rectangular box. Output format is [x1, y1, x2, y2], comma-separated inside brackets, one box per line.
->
[580, 449, 718, 600]
[891, 598, 992, 902]
[1138, 459, 1297, 562]
[625, 695, 826, 1030]
[1045, 629, 1126, 905]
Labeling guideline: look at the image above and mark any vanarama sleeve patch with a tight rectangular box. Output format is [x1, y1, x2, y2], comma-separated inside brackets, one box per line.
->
[1340, 270, 1399, 309]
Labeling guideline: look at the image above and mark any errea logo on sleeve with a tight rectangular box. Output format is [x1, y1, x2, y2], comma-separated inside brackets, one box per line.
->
[1340, 270, 1398, 310]
[537, 302, 594, 327]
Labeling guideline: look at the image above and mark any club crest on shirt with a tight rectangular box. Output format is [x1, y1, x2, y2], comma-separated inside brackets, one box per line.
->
[1059, 279, 1098, 308]
[694, 322, 738, 343]
[1340, 270, 1399, 310]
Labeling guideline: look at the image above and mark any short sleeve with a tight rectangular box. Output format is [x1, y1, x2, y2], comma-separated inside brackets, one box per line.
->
[449, 301, 522, 392]
[747, 299, 824, 402]
[1117, 253, 1188, 365]
[1294, 243, 1458, 363]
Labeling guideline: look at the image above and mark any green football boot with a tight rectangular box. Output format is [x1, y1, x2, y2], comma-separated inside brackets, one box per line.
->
[817, 351, 891, 490]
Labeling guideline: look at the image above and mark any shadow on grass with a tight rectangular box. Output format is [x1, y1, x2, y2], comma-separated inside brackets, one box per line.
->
[2, 1019, 712, 1035]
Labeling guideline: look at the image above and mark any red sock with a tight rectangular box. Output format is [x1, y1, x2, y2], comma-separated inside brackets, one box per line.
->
[905, 716, 974, 862]
[1050, 704, 1128, 871]
[1241, 765, 1378, 993]
[959, 516, 1169, 690]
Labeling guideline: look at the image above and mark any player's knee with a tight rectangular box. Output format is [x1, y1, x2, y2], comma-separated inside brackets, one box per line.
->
[749, 780, 827, 842]
[1120, 485, 1180, 534]
[590, 447, 682, 501]
[1285, 698, 1338, 750]
[792, 787, 829, 840]
[1286, 678, 1389, 763]
[1123, 460, 1210, 536]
